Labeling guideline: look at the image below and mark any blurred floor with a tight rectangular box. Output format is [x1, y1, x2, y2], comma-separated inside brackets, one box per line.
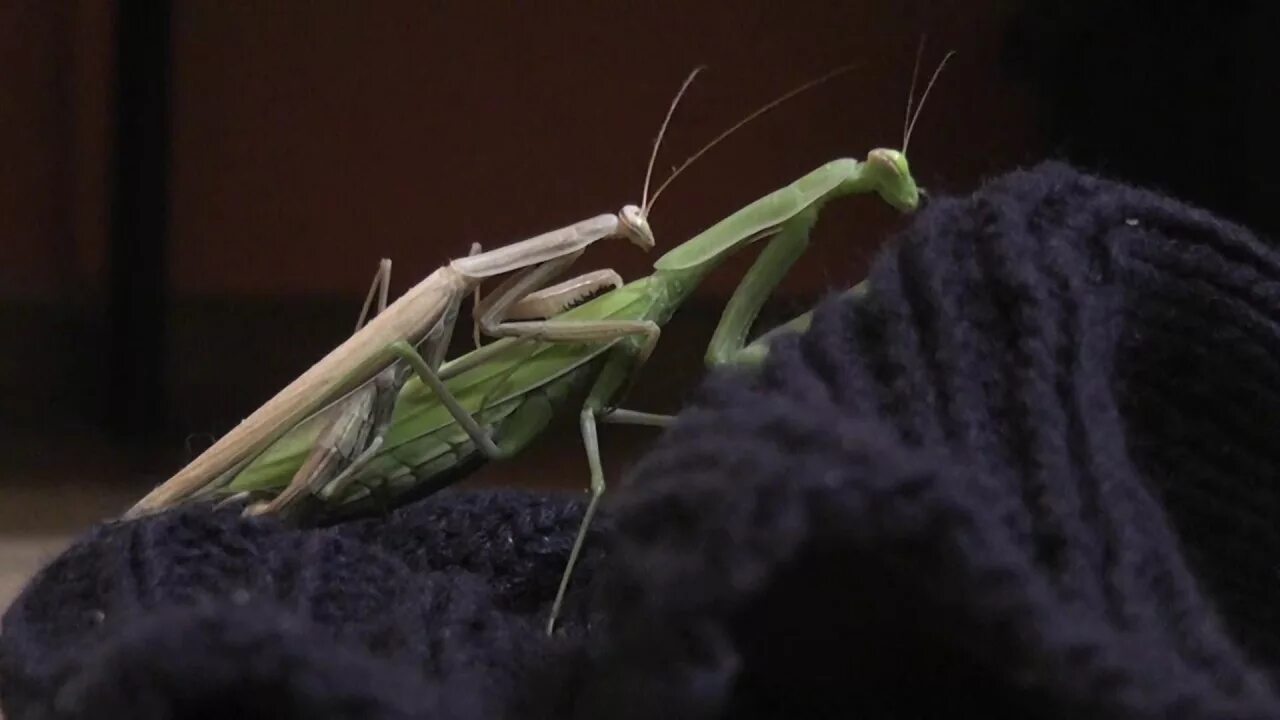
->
[0, 430, 156, 614]
[0, 537, 76, 614]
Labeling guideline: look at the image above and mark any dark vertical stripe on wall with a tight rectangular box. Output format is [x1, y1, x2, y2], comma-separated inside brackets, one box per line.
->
[107, 0, 171, 439]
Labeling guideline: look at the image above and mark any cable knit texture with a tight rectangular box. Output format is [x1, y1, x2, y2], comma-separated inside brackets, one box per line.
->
[4, 161, 1280, 718]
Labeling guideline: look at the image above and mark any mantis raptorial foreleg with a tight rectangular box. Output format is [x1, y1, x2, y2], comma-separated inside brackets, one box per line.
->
[702, 208, 820, 368]
[472, 260, 668, 417]
[502, 270, 625, 320]
[473, 252, 661, 349]
[470, 247, 624, 346]
[699, 48, 951, 369]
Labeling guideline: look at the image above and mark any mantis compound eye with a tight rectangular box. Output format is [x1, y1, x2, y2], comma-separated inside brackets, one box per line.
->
[619, 205, 655, 250]
[866, 148, 906, 177]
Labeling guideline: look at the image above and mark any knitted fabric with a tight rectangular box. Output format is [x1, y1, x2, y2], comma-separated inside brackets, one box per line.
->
[4, 161, 1280, 718]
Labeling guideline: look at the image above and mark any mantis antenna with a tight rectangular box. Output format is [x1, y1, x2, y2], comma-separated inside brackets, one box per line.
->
[902, 40, 955, 153]
[641, 66, 706, 216]
[903, 37, 927, 150]
[645, 61, 864, 215]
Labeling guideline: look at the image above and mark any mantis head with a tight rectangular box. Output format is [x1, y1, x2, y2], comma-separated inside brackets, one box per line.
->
[866, 42, 951, 214]
[862, 42, 951, 215]
[619, 204, 656, 250]
[865, 148, 919, 213]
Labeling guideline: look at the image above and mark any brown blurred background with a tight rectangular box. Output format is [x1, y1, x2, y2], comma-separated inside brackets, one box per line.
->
[2, 1, 1277, 606]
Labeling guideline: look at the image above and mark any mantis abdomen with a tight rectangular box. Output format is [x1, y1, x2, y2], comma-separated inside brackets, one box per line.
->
[336, 360, 601, 509]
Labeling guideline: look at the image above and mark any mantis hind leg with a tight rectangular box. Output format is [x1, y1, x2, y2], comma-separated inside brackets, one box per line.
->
[347, 265, 471, 465]
[468, 242, 485, 350]
[245, 259, 399, 516]
[386, 331, 560, 459]
[545, 348, 662, 635]
[355, 258, 394, 328]
[310, 278, 475, 502]
[254, 259, 464, 517]
[308, 434, 386, 503]
[388, 340, 507, 459]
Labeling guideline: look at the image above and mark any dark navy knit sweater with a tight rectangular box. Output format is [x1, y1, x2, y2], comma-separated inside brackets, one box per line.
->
[4, 161, 1280, 719]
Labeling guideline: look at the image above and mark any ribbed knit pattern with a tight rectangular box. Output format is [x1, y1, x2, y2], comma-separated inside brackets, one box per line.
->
[3, 161, 1279, 718]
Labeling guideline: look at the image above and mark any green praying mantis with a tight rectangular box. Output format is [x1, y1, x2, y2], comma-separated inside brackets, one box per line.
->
[226, 151, 920, 636]
[125, 52, 950, 634]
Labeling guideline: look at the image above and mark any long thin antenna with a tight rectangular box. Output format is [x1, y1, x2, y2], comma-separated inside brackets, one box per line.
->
[641, 66, 705, 215]
[646, 61, 861, 214]
[903, 36, 927, 149]
[903, 49, 954, 153]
